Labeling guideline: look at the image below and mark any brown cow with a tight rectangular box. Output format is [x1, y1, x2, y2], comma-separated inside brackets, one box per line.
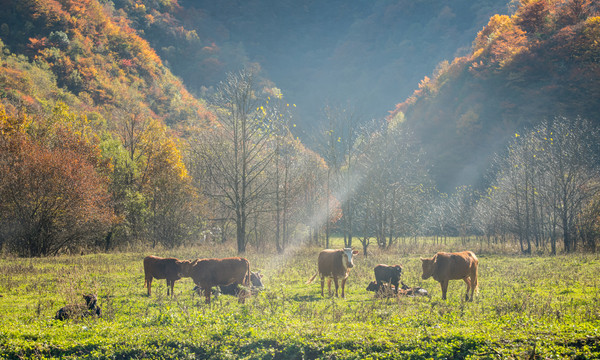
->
[420, 251, 479, 301]
[143, 255, 191, 296]
[183, 257, 250, 304]
[307, 248, 359, 298]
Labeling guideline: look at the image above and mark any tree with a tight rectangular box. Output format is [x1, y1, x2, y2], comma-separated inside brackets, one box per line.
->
[0, 105, 112, 256]
[192, 70, 273, 253]
[482, 117, 599, 253]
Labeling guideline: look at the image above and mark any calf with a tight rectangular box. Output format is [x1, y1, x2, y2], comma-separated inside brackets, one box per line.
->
[366, 281, 397, 298]
[420, 251, 479, 301]
[143, 255, 191, 296]
[220, 271, 264, 296]
[374, 264, 403, 294]
[55, 294, 102, 321]
[307, 248, 359, 298]
[398, 282, 429, 297]
[184, 257, 251, 304]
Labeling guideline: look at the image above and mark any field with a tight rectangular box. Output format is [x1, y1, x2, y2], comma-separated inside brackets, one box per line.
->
[0, 240, 599, 359]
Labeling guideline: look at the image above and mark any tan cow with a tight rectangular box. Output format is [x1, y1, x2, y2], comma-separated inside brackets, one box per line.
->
[183, 257, 250, 304]
[307, 248, 359, 298]
[420, 251, 479, 301]
[143, 255, 191, 296]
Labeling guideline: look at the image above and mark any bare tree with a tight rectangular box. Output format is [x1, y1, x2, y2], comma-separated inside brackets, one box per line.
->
[191, 70, 273, 253]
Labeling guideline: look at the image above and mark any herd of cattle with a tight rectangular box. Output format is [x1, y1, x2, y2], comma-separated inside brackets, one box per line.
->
[55, 249, 479, 320]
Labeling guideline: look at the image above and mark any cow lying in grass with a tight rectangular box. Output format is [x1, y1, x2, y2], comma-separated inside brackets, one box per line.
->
[193, 271, 264, 297]
[55, 294, 102, 320]
[420, 251, 479, 301]
[398, 282, 429, 297]
[366, 281, 429, 298]
[143, 255, 192, 296]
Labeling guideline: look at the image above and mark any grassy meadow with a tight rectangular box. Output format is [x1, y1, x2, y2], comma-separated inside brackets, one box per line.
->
[0, 239, 599, 359]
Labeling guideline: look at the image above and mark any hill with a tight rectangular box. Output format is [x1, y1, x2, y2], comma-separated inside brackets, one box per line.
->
[0, 0, 213, 127]
[102, 0, 511, 133]
[390, 0, 600, 192]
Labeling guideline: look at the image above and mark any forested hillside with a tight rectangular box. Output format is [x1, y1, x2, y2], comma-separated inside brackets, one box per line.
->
[101, 0, 511, 130]
[0, 0, 327, 256]
[1, 0, 600, 257]
[390, 0, 600, 192]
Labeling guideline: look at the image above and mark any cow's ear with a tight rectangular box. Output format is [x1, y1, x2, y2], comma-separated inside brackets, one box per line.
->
[352, 250, 359, 255]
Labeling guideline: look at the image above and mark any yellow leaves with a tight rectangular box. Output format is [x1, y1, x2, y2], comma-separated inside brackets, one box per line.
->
[515, 133, 520, 137]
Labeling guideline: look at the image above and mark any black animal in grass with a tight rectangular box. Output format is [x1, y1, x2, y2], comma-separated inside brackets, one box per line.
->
[55, 294, 102, 320]
[193, 271, 264, 296]
[374, 264, 403, 294]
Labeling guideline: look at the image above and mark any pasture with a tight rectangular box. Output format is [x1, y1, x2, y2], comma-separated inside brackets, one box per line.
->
[0, 241, 599, 359]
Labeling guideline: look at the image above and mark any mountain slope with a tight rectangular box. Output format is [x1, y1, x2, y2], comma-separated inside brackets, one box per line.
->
[390, 0, 600, 192]
[0, 0, 213, 127]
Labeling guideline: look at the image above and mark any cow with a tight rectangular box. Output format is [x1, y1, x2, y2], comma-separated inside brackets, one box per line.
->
[193, 271, 264, 297]
[143, 255, 191, 296]
[220, 271, 264, 296]
[55, 294, 102, 321]
[420, 251, 479, 301]
[398, 282, 429, 297]
[374, 264, 403, 294]
[183, 257, 251, 304]
[306, 248, 359, 298]
[366, 281, 396, 298]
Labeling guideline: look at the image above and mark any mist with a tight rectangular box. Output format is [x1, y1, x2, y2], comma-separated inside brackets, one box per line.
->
[176, 0, 511, 131]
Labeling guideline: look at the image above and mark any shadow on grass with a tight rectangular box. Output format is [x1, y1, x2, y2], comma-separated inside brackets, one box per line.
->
[290, 294, 323, 302]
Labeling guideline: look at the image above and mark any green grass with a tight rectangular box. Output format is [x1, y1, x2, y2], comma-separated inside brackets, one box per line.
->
[0, 242, 599, 359]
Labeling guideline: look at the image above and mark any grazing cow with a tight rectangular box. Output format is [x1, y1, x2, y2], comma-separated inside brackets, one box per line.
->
[306, 248, 359, 298]
[220, 271, 264, 296]
[143, 255, 191, 296]
[184, 257, 251, 304]
[374, 264, 403, 294]
[55, 294, 102, 320]
[420, 251, 479, 301]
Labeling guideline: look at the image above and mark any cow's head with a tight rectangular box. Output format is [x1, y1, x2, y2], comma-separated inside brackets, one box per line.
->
[177, 259, 194, 277]
[342, 248, 359, 269]
[83, 294, 97, 309]
[250, 271, 264, 288]
[420, 255, 437, 279]
[393, 265, 403, 275]
[366, 281, 380, 292]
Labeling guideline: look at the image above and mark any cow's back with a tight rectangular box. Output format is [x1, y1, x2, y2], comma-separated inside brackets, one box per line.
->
[144, 256, 180, 280]
[433, 251, 478, 281]
[191, 257, 249, 287]
[317, 250, 344, 278]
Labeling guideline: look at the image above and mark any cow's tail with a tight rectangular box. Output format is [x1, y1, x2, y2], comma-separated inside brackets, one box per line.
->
[244, 260, 251, 287]
[306, 271, 319, 285]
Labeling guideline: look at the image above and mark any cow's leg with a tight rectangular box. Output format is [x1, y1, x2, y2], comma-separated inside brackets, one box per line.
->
[333, 277, 339, 297]
[392, 281, 399, 294]
[327, 278, 332, 297]
[463, 278, 471, 301]
[146, 277, 152, 296]
[170, 279, 176, 297]
[470, 268, 478, 301]
[341, 277, 347, 298]
[204, 287, 211, 304]
[320, 276, 325, 297]
[440, 280, 449, 300]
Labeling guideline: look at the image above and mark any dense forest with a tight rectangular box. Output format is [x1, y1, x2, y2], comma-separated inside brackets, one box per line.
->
[1, 0, 599, 257]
